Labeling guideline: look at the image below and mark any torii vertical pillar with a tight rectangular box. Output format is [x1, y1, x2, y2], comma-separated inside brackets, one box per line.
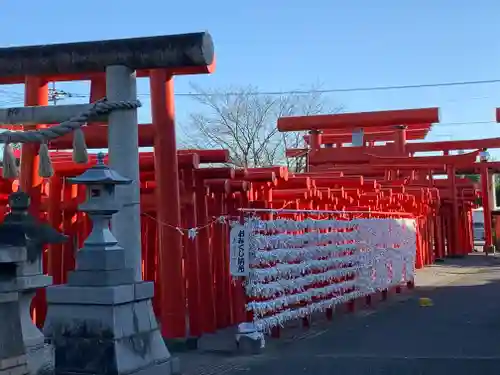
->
[395, 125, 407, 156]
[149, 70, 186, 339]
[447, 164, 461, 256]
[106, 65, 143, 281]
[490, 173, 497, 208]
[481, 164, 494, 253]
[307, 130, 321, 172]
[20, 77, 48, 215]
[21, 77, 49, 327]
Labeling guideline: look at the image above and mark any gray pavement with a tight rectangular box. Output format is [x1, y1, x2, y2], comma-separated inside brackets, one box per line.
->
[178, 254, 500, 375]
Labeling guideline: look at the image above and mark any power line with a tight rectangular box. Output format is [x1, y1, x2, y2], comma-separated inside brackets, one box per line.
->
[2, 76, 500, 101]
[0, 78, 498, 127]
[27, 77, 500, 99]
[436, 120, 496, 127]
[168, 78, 500, 97]
[0, 103, 494, 128]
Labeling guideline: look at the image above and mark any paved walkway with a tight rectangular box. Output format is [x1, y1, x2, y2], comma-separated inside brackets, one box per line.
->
[178, 254, 500, 375]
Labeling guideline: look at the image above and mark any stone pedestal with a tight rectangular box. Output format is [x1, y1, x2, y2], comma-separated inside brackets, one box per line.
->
[43, 154, 178, 375]
[0, 297, 28, 375]
[0, 247, 30, 375]
[45, 281, 178, 375]
[16, 258, 54, 375]
[0, 249, 55, 375]
[0, 190, 68, 375]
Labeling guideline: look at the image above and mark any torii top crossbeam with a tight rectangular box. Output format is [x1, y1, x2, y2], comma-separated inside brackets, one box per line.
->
[0, 32, 214, 83]
[321, 123, 432, 135]
[277, 108, 439, 132]
[303, 126, 430, 144]
[287, 137, 500, 160]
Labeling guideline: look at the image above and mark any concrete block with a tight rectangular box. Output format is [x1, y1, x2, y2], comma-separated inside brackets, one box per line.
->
[68, 268, 135, 287]
[0, 280, 20, 293]
[19, 290, 46, 349]
[114, 328, 172, 374]
[0, 356, 26, 371]
[0, 292, 18, 303]
[113, 303, 136, 338]
[0, 301, 25, 360]
[45, 300, 160, 340]
[145, 300, 159, 330]
[26, 344, 53, 375]
[236, 322, 265, 355]
[46, 284, 136, 305]
[16, 259, 42, 277]
[134, 282, 154, 301]
[236, 335, 263, 355]
[0, 248, 26, 264]
[0, 275, 52, 293]
[76, 249, 126, 271]
[48, 323, 172, 375]
[17, 275, 51, 291]
[0, 364, 28, 375]
[44, 304, 115, 338]
[132, 300, 157, 332]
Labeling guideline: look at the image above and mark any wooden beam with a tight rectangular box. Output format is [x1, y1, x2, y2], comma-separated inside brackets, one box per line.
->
[277, 108, 439, 132]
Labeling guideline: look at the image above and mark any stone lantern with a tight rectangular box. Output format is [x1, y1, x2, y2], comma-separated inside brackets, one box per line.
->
[44, 153, 178, 375]
[0, 189, 67, 375]
[0, 210, 29, 375]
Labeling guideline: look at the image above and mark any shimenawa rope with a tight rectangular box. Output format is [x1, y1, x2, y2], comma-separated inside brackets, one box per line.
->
[1, 98, 141, 178]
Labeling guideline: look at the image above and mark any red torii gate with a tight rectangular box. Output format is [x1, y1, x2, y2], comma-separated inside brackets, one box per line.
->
[316, 152, 479, 257]
[280, 108, 498, 258]
[278, 107, 438, 156]
[303, 123, 432, 147]
[0, 33, 216, 338]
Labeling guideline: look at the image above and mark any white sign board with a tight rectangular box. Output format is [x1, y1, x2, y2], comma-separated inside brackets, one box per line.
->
[352, 128, 364, 147]
[229, 224, 250, 276]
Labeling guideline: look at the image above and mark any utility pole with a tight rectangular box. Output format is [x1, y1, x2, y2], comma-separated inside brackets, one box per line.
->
[48, 82, 78, 105]
[50, 82, 58, 105]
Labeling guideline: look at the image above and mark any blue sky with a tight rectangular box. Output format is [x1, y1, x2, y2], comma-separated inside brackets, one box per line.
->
[1, 1, 500, 155]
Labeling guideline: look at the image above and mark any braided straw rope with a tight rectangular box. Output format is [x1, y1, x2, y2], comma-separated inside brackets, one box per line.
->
[0, 98, 141, 143]
[1, 98, 142, 178]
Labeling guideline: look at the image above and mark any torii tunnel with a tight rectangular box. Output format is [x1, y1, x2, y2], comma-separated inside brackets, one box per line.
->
[0, 32, 498, 344]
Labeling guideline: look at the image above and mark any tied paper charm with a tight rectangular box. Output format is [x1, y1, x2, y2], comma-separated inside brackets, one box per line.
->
[241, 216, 417, 332]
[187, 228, 198, 240]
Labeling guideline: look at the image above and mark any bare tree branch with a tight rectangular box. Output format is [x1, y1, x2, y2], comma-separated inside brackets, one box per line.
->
[181, 84, 342, 171]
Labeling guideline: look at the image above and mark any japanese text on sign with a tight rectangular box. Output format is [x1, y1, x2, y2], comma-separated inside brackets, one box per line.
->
[229, 224, 250, 276]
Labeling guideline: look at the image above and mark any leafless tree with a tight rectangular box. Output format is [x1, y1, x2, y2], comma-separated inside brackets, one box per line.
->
[180, 85, 342, 172]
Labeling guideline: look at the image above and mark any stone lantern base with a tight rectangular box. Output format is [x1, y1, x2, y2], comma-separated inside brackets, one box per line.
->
[0, 247, 30, 375]
[44, 280, 179, 375]
[0, 294, 29, 375]
[18, 283, 55, 375]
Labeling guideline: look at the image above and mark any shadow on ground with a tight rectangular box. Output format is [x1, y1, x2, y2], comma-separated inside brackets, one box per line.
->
[177, 254, 500, 375]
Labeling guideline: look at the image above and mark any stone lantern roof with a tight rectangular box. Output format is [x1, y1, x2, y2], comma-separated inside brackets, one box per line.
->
[0, 190, 67, 262]
[67, 153, 132, 185]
